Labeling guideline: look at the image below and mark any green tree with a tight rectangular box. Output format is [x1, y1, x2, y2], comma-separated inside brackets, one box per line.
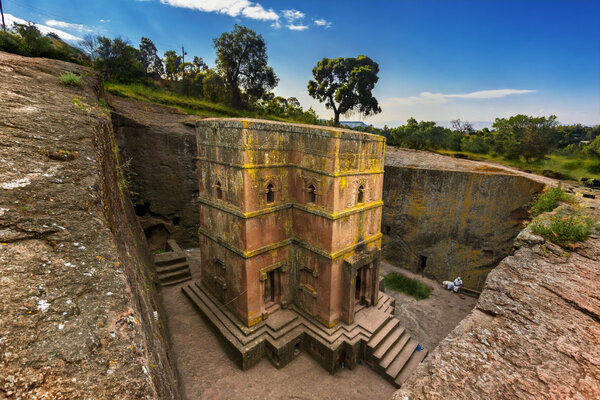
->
[139, 37, 164, 78]
[202, 68, 229, 104]
[94, 37, 145, 82]
[163, 50, 182, 81]
[213, 25, 279, 108]
[492, 115, 558, 161]
[307, 55, 381, 125]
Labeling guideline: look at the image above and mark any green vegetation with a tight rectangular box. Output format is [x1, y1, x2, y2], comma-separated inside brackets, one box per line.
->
[383, 273, 432, 300]
[105, 82, 318, 123]
[214, 25, 278, 109]
[530, 211, 596, 249]
[308, 55, 381, 125]
[356, 116, 600, 182]
[0, 23, 90, 65]
[436, 150, 600, 182]
[71, 96, 87, 111]
[530, 184, 572, 217]
[60, 71, 84, 86]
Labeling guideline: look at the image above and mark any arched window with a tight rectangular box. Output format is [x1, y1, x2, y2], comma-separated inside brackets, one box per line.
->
[307, 184, 316, 203]
[266, 183, 274, 204]
[357, 184, 364, 204]
[216, 181, 223, 200]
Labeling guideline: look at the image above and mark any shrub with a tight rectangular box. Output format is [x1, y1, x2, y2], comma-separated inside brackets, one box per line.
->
[530, 211, 595, 248]
[530, 184, 571, 216]
[383, 272, 432, 300]
[586, 161, 600, 174]
[562, 160, 583, 170]
[60, 71, 84, 86]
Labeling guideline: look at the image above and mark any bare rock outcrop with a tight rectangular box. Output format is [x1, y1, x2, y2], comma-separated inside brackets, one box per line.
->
[0, 52, 179, 398]
[382, 147, 548, 291]
[394, 229, 600, 399]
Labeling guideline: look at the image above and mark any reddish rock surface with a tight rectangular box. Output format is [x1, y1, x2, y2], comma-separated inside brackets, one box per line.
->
[0, 52, 178, 399]
[394, 226, 600, 399]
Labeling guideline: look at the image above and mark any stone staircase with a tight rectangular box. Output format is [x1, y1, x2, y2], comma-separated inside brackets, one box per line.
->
[154, 239, 191, 286]
[183, 280, 427, 385]
[366, 317, 428, 388]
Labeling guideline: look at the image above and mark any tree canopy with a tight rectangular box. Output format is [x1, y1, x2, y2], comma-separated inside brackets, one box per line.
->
[213, 24, 278, 108]
[307, 55, 381, 125]
[138, 37, 164, 78]
[492, 115, 558, 161]
[94, 37, 145, 82]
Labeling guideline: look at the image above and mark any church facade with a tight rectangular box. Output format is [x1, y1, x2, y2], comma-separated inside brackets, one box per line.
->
[195, 119, 385, 328]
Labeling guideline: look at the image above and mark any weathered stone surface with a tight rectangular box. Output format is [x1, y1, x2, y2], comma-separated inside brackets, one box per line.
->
[193, 118, 385, 328]
[0, 52, 179, 399]
[394, 231, 600, 399]
[382, 147, 547, 290]
[110, 95, 198, 249]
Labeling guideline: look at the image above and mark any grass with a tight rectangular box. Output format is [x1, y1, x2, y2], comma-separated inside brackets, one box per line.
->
[530, 183, 572, 217]
[530, 211, 596, 249]
[60, 71, 84, 86]
[104, 82, 302, 122]
[71, 96, 88, 111]
[437, 150, 600, 182]
[383, 272, 433, 300]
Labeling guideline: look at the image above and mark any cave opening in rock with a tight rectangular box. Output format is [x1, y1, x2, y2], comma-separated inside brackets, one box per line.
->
[145, 224, 169, 251]
[419, 255, 427, 273]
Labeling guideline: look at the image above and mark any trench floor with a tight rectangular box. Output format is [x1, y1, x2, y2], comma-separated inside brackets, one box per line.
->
[160, 251, 475, 399]
[380, 261, 478, 351]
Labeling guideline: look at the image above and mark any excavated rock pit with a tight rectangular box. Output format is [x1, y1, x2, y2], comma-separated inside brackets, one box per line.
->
[2, 50, 598, 400]
[395, 203, 600, 399]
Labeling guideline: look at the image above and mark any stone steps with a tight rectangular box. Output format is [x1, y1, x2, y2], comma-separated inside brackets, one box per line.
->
[153, 240, 191, 286]
[366, 318, 398, 357]
[366, 320, 428, 388]
[183, 282, 427, 382]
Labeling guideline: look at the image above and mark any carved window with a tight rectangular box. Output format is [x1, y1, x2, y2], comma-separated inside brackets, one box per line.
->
[214, 259, 225, 279]
[357, 184, 365, 204]
[266, 183, 275, 204]
[307, 184, 316, 203]
[216, 181, 223, 200]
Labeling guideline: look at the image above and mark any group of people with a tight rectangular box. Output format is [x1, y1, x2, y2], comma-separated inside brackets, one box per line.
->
[443, 277, 463, 293]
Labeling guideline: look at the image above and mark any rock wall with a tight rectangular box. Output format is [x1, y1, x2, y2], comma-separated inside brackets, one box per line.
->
[0, 52, 179, 399]
[394, 220, 600, 399]
[111, 96, 198, 249]
[382, 148, 545, 290]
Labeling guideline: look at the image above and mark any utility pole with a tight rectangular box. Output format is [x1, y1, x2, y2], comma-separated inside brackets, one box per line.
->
[181, 46, 188, 96]
[0, 0, 7, 33]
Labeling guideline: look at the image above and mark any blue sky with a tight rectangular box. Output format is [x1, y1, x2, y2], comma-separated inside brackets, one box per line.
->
[3, 0, 599, 127]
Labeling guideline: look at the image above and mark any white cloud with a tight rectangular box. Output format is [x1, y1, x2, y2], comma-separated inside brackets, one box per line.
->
[46, 19, 91, 32]
[241, 4, 278, 21]
[99, 19, 111, 23]
[314, 18, 332, 28]
[282, 9, 304, 22]
[288, 24, 309, 31]
[3, 13, 83, 42]
[385, 89, 536, 105]
[160, 0, 278, 21]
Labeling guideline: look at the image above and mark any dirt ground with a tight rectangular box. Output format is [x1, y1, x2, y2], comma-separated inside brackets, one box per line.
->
[380, 262, 478, 351]
[159, 251, 476, 400]
[161, 282, 396, 400]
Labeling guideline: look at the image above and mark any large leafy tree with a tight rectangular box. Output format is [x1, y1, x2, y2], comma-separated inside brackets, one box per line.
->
[95, 37, 145, 82]
[213, 25, 278, 108]
[163, 50, 181, 81]
[492, 115, 558, 161]
[138, 37, 164, 78]
[308, 55, 381, 125]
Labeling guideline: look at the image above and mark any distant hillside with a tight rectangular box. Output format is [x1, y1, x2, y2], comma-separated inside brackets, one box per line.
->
[0, 28, 90, 66]
[340, 121, 373, 128]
